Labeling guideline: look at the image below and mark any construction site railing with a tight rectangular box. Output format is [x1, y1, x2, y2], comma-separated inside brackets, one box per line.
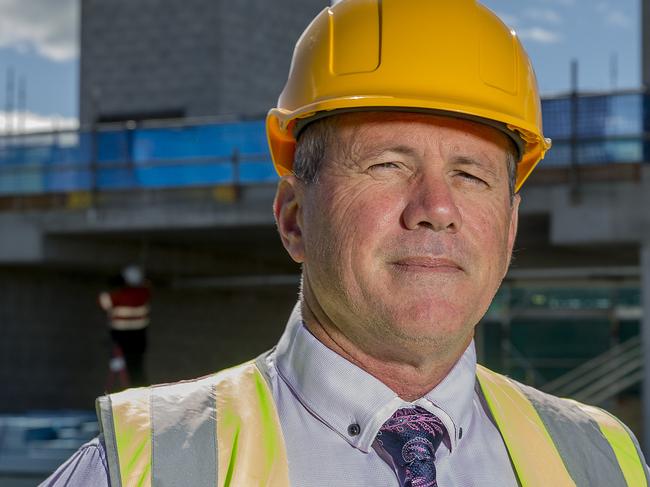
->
[542, 335, 642, 405]
[1, 90, 649, 197]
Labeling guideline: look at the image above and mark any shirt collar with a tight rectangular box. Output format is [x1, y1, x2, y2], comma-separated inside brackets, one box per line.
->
[274, 302, 477, 454]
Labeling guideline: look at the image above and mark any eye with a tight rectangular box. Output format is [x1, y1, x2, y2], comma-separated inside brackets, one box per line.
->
[456, 171, 488, 186]
[368, 162, 400, 171]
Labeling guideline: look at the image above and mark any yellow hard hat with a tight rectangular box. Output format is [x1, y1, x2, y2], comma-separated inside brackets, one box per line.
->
[267, 0, 551, 192]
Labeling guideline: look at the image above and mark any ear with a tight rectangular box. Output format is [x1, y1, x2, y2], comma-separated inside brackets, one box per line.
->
[504, 193, 521, 274]
[274, 176, 305, 263]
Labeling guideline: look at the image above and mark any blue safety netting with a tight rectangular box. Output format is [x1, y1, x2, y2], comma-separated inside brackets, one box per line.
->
[541, 93, 645, 167]
[0, 120, 275, 195]
[0, 94, 648, 195]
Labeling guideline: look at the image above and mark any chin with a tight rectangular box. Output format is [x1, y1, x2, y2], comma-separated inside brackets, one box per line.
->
[397, 294, 461, 320]
[384, 300, 470, 342]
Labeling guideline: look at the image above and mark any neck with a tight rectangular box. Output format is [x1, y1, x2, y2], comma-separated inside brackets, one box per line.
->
[300, 295, 472, 402]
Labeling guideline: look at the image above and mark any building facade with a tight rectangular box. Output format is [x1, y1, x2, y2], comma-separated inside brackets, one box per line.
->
[79, 0, 324, 125]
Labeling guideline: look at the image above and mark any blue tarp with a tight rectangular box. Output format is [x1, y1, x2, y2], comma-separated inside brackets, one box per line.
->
[0, 94, 648, 195]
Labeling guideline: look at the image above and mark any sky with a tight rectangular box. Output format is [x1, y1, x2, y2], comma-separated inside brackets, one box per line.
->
[482, 0, 640, 94]
[0, 0, 641, 134]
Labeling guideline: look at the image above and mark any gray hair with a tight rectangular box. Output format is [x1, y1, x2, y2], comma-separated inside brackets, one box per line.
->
[292, 118, 334, 184]
[293, 116, 519, 202]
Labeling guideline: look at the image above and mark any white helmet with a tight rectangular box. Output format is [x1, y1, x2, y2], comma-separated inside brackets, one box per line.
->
[122, 265, 144, 287]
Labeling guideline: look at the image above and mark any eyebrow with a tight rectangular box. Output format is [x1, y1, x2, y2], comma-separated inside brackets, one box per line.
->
[452, 155, 499, 179]
[356, 144, 421, 161]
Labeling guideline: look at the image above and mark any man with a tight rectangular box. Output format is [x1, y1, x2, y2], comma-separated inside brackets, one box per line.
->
[43, 0, 648, 486]
[99, 265, 151, 388]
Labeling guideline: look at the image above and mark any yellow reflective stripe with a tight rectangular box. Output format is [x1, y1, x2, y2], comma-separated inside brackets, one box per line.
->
[112, 305, 150, 318]
[476, 365, 576, 487]
[571, 401, 647, 487]
[215, 361, 290, 487]
[111, 387, 152, 487]
[110, 318, 150, 330]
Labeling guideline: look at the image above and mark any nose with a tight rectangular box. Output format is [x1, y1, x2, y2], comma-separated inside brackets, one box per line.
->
[401, 174, 462, 232]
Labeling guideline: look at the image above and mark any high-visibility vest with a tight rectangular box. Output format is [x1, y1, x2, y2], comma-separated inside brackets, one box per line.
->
[99, 286, 151, 331]
[96, 357, 648, 487]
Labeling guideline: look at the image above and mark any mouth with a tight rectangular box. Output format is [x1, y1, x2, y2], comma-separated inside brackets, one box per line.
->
[391, 257, 464, 273]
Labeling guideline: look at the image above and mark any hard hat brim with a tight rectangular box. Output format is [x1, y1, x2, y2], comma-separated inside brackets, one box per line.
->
[267, 96, 551, 192]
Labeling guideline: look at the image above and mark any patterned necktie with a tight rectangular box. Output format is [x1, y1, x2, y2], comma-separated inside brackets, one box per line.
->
[374, 406, 447, 487]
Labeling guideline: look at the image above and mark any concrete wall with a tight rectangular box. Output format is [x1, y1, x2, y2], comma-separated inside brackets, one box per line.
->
[79, 0, 325, 125]
[0, 269, 107, 411]
[0, 267, 298, 412]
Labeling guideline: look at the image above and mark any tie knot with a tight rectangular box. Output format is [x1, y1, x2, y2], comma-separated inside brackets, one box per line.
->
[375, 407, 447, 487]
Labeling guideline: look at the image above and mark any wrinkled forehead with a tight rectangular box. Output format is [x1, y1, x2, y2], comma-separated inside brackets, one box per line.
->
[299, 110, 521, 158]
[323, 111, 516, 161]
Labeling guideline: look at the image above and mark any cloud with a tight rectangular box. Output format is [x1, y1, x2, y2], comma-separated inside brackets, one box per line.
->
[595, 2, 632, 28]
[606, 11, 632, 27]
[523, 8, 562, 24]
[0, 0, 78, 62]
[0, 111, 78, 135]
[517, 27, 562, 44]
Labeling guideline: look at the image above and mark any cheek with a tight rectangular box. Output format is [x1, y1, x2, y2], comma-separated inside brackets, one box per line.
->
[461, 201, 513, 273]
[349, 196, 402, 240]
[317, 182, 404, 249]
[304, 186, 406, 300]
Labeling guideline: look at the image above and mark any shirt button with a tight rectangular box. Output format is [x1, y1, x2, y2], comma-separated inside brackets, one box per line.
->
[347, 423, 361, 436]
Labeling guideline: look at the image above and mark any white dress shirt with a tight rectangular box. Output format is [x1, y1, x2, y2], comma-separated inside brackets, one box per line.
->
[265, 303, 520, 486]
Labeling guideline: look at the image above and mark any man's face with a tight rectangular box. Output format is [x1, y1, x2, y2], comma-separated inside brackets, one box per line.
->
[276, 112, 520, 361]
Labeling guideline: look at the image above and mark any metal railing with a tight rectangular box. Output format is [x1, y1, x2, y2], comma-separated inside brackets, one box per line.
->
[0, 119, 277, 197]
[0, 91, 649, 197]
[542, 335, 642, 405]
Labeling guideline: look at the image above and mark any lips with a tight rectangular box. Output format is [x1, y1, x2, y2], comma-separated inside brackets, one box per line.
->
[392, 256, 463, 272]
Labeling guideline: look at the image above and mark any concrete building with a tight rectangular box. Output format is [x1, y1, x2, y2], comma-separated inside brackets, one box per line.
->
[79, 0, 324, 125]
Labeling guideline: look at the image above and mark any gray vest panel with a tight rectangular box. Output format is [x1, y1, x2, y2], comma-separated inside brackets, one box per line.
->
[515, 380, 643, 487]
[150, 377, 219, 486]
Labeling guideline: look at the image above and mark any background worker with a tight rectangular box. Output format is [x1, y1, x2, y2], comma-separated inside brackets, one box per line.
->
[43, 0, 648, 485]
[98, 264, 151, 388]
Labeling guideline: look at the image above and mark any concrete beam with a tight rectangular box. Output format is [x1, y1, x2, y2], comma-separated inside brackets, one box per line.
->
[0, 186, 278, 265]
[521, 174, 648, 246]
[0, 214, 43, 263]
[41, 186, 277, 235]
[42, 229, 296, 276]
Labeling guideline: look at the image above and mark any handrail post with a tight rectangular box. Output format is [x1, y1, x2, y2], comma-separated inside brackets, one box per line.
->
[232, 147, 240, 187]
[569, 59, 581, 204]
[89, 123, 98, 206]
[126, 120, 137, 189]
